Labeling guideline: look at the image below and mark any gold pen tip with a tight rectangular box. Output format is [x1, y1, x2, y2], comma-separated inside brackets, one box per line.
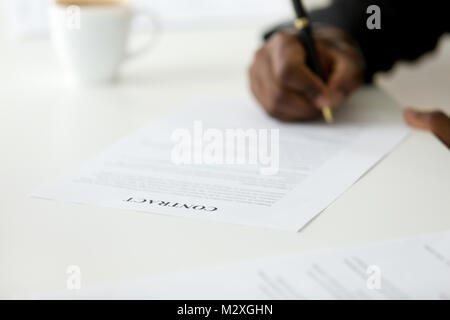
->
[322, 106, 334, 124]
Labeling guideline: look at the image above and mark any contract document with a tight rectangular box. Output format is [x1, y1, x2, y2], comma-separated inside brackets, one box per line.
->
[46, 230, 450, 299]
[33, 87, 409, 231]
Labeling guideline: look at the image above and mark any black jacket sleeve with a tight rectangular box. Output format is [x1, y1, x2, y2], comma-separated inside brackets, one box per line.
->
[309, 0, 448, 82]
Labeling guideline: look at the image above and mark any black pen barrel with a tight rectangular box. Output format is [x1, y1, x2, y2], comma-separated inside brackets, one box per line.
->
[292, 0, 308, 18]
[298, 30, 325, 81]
[292, 0, 326, 81]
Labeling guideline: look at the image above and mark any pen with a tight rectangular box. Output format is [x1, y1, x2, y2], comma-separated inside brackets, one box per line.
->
[291, 0, 333, 123]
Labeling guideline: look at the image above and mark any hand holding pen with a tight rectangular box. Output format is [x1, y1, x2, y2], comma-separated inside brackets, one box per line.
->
[292, 0, 337, 122]
[249, 5, 365, 122]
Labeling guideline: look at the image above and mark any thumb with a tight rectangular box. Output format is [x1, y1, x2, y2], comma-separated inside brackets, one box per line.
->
[403, 108, 450, 148]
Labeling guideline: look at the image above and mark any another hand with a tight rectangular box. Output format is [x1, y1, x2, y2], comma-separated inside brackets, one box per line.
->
[404, 108, 450, 148]
[249, 28, 365, 121]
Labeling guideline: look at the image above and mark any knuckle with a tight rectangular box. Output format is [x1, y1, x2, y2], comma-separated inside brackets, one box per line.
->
[265, 91, 284, 116]
[268, 32, 286, 47]
[248, 75, 257, 95]
[270, 89, 285, 109]
[277, 62, 293, 84]
[248, 63, 255, 78]
[265, 107, 279, 118]
[249, 49, 265, 77]
[253, 47, 265, 62]
[253, 48, 263, 61]
[268, 32, 295, 49]
[264, 103, 279, 118]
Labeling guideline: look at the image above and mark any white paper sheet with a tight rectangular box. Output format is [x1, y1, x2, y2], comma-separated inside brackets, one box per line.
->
[44, 229, 450, 299]
[32, 88, 409, 231]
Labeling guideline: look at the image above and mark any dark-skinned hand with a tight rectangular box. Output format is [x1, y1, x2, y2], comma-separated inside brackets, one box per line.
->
[249, 28, 365, 121]
[404, 108, 450, 148]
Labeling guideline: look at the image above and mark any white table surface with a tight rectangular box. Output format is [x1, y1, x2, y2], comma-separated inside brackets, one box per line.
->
[1, 26, 449, 299]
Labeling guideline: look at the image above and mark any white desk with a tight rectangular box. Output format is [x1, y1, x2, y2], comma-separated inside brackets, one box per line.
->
[1, 26, 449, 298]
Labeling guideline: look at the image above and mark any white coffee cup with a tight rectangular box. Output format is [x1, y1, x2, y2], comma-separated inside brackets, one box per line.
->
[49, 0, 156, 85]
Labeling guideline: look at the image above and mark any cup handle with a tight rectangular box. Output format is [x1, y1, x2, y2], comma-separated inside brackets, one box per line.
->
[126, 8, 160, 59]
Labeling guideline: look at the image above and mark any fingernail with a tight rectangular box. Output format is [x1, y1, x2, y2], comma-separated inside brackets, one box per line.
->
[403, 108, 433, 131]
[405, 108, 424, 119]
[315, 95, 329, 109]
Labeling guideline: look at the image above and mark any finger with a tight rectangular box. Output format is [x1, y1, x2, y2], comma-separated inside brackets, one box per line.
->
[403, 108, 433, 130]
[249, 47, 320, 121]
[404, 108, 450, 148]
[265, 86, 321, 121]
[266, 32, 329, 108]
[250, 50, 320, 121]
[249, 49, 269, 110]
[327, 50, 363, 108]
[249, 48, 286, 117]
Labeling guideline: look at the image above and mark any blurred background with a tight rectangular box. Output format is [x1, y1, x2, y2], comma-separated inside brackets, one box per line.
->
[1, 0, 294, 37]
[1, 0, 449, 110]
